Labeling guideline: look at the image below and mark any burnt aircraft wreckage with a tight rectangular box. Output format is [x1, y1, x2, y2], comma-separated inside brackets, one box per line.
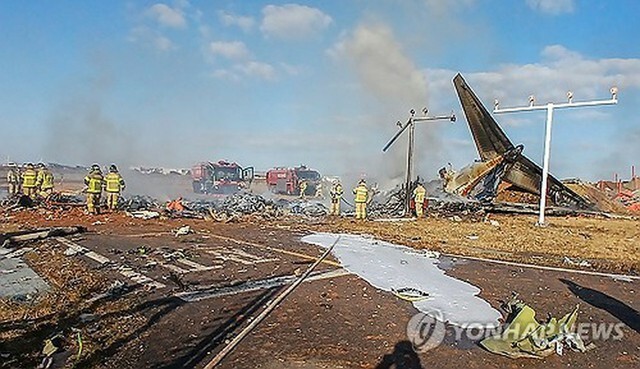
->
[442, 74, 593, 210]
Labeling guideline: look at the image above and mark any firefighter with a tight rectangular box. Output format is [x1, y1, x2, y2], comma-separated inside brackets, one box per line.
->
[35, 163, 55, 198]
[315, 182, 324, 198]
[84, 164, 104, 215]
[329, 180, 343, 216]
[104, 164, 126, 211]
[413, 181, 427, 217]
[21, 163, 38, 198]
[353, 179, 369, 220]
[299, 180, 308, 199]
[6, 162, 21, 196]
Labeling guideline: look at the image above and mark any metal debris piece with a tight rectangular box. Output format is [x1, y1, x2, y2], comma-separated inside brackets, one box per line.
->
[392, 287, 430, 302]
[288, 200, 329, 217]
[480, 295, 588, 358]
[0, 227, 85, 246]
[121, 195, 160, 211]
[174, 226, 192, 237]
[562, 256, 593, 268]
[127, 211, 160, 220]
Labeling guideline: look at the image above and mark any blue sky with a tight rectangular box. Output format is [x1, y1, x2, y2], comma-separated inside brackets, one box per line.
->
[1, 0, 638, 184]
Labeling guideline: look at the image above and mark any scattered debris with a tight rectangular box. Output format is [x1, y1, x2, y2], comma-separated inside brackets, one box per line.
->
[563, 256, 593, 268]
[480, 294, 588, 358]
[166, 197, 185, 211]
[86, 280, 129, 303]
[78, 313, 98, 323]
[121, 195, 161, 211]
[391, 287, 430, 302]
[174, 225, 193, 237]
[127, 210, 160, 220]
[1, 194, 35, 211]
[288, 200, 328, 218]
[0, 227, 85, 247]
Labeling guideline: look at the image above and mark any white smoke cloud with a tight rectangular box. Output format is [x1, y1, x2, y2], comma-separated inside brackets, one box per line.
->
[327, 22, 440, 186]
[328, 22, 428, 109]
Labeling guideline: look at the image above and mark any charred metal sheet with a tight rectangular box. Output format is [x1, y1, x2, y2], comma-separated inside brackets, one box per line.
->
[453, 74, 593, 210]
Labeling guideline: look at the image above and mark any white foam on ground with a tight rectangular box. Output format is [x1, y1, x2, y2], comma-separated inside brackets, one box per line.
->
[302, 232, 502, 327]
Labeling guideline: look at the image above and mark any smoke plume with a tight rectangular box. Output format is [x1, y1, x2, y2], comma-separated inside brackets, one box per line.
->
[328, 21, 443, 189]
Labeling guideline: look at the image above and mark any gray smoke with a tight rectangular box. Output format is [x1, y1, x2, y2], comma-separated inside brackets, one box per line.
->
[45, 100, 138, 168]
[43, 52, 147, 171]
[328, 21, 443, 190]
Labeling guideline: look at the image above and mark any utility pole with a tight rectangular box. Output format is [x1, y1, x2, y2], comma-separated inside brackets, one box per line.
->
[383, 108, 455, 215]
[494, 87, 618, 226]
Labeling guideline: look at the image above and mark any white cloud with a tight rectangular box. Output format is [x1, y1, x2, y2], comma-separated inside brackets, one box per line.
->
[146, 3, 187, 28]
[208, 41, 251, 60]
[260, 4, 332, 40]
[526, 0, 574, 15]
[422, 46, 640, 129]
[211, 69, 240, 81]
[421, 46, 640, 111]
[153, 35, 175, 51]
[494, 46, 640, 103]
[235, 61, 276, 80]
[279, 62, 304, 76]
[128, 26, 176, 52]
[218, 11, 255, 32]
[211, 62, 277, 81]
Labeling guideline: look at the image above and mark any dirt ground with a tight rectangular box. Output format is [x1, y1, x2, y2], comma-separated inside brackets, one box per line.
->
[1, 203, 639, 369]
[299, 214, 640, 274]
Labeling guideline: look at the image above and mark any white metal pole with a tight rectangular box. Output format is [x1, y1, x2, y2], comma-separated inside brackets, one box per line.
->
[405, 119, 415, 215]
[538, 103, 554, 226]
[494, 88, 617, 227]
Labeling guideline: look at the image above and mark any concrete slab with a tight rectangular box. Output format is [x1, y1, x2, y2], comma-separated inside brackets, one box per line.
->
[0, 253, 50, 300]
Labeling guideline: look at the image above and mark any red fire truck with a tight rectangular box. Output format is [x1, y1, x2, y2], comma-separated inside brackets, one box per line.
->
[191, 160, 254, 194]
[266, 165, 321, 195]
